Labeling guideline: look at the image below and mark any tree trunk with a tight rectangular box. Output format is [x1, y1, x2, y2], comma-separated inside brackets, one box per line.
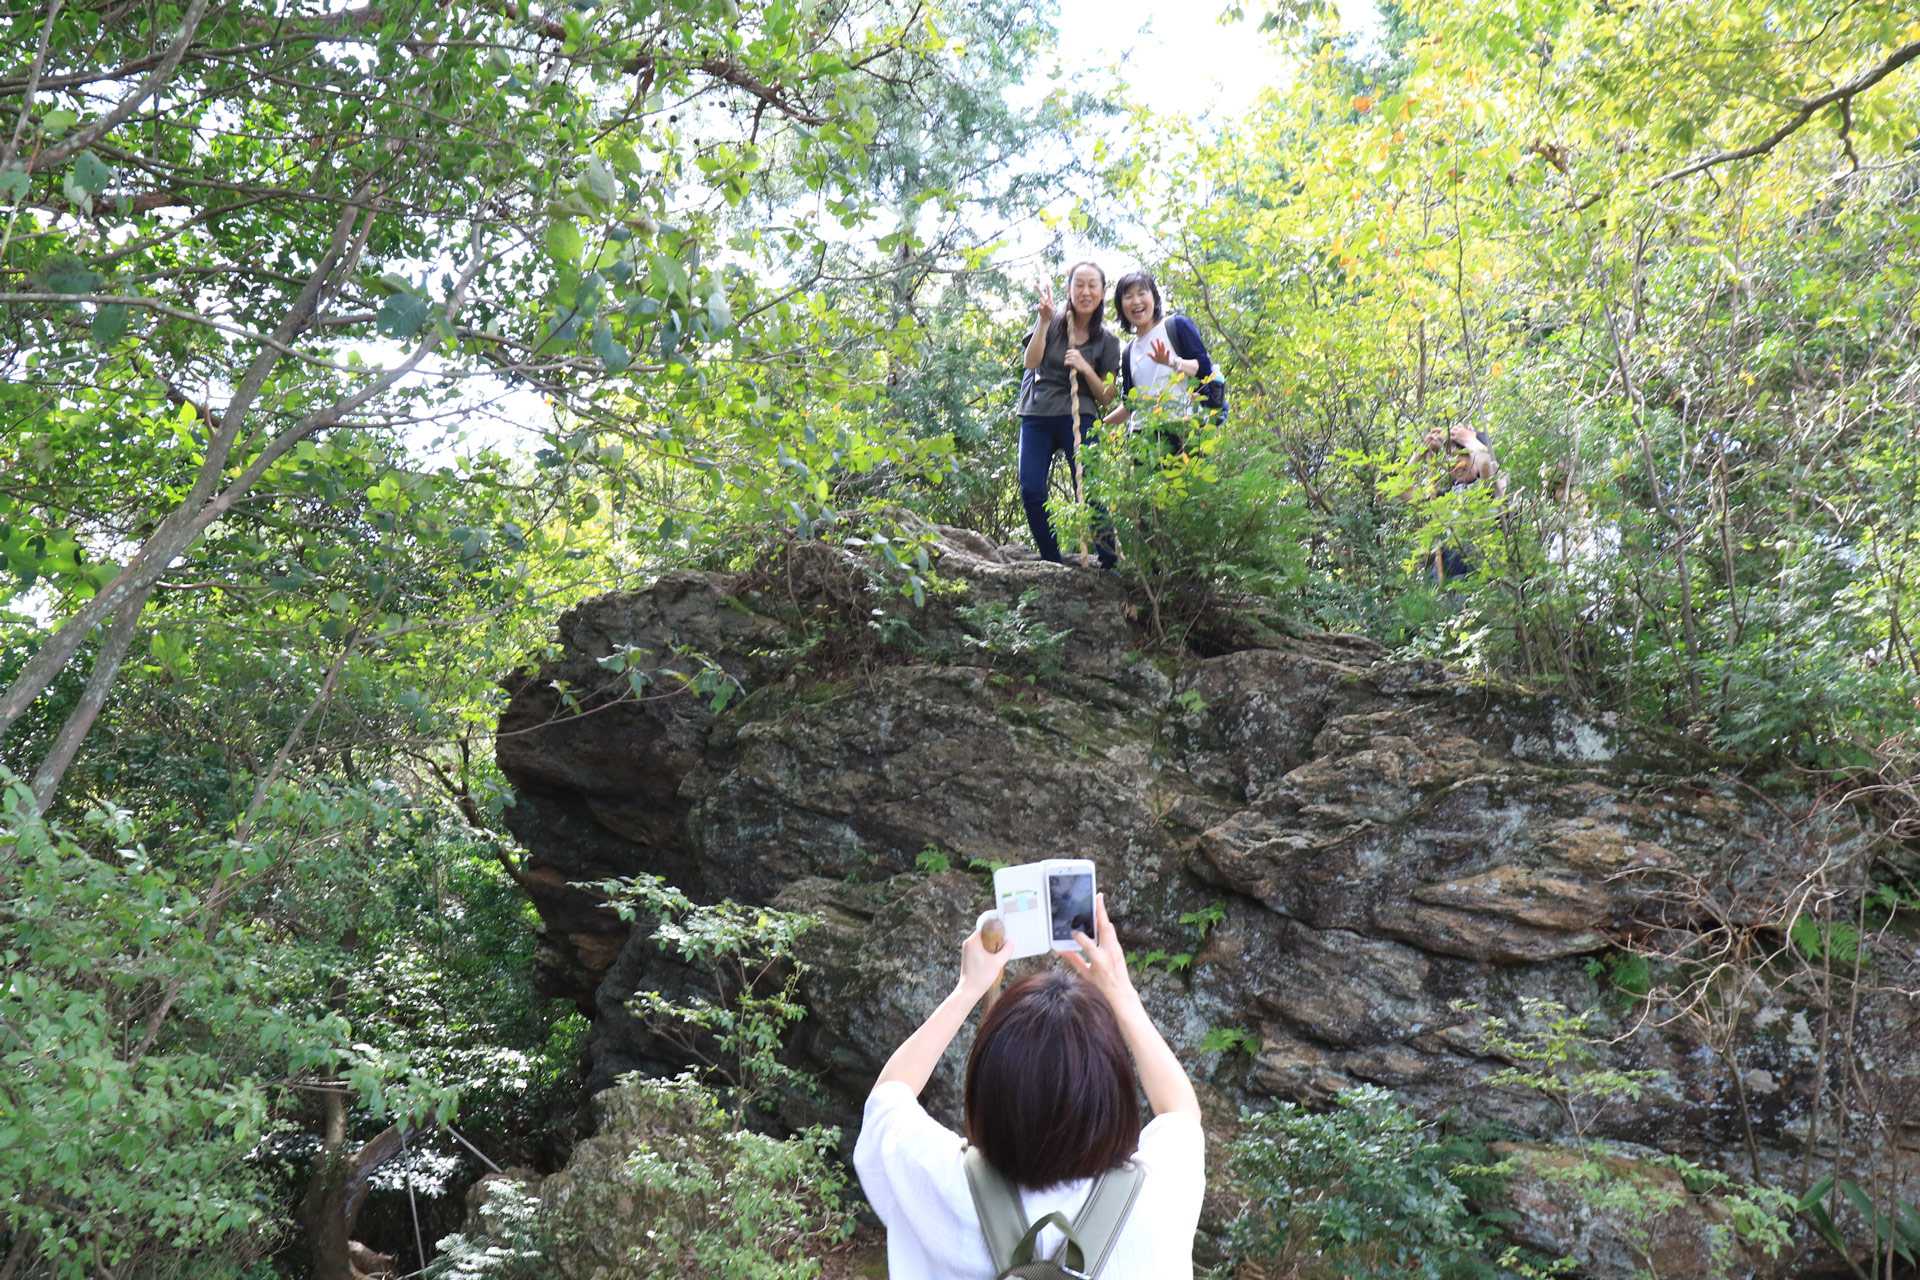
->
[299, 1088, 407, 1280]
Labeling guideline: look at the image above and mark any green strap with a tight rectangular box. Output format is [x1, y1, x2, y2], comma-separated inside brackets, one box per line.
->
[964, 1149, 1145, 1280]
[1066, 1162, 1143, 1279]
[965, 1147, 1029, 1275]
[1013, 1210, 1084, 1272]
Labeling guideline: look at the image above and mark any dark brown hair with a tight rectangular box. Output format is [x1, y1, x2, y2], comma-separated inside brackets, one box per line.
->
[1049, 260, 1109, 348]
[964, 972, 1140, 1189]
[1112, 270, 1162, 333]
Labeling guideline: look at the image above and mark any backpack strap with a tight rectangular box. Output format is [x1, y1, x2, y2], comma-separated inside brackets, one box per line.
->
[965, 1147, 1031, 1276]
[1120, 339, 1134, 398]
[1015, 1211, 1086, 1272]
[965, 1149, 1145, 1280]
[1066, 1162, 1144, 1279]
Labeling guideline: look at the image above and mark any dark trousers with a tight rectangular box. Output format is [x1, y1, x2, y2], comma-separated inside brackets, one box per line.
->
[1019, 415, 1117, 567]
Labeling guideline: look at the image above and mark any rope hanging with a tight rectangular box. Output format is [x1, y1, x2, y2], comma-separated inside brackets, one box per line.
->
[1069, 347, 1088, 562]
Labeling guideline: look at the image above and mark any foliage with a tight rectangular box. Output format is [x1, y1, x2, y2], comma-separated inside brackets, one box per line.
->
[1221, 1085, 1503, 1280]
[1476, 998, 1796, 1277]
[592, 874, 819, 1119]
[434, 1074, 852, 1280]
[0, 774, 449, 1278]
[617, 1076, 853, 1280]
[1117, 0, 1920, 764]
[1797, 1174, 1920, 1279]
[1075, 410, 1311, 643]
[956, 587, 1074, 675]
[428, 1177, 547, 1280]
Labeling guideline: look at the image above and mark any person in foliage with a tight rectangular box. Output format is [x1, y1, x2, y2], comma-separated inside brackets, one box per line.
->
[1404, 423, 1499, 582]
[854, 893, 1204, 1280]
[1102, 270, 1226, 450]
[1018, 261, 1121, 567]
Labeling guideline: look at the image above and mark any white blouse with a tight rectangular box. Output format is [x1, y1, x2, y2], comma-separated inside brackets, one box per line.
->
[852, 1081, 1206, 1280]
[1127, 319, 1177, 397]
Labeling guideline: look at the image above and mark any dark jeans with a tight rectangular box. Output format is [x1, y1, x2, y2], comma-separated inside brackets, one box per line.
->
[1019, 414, 1117, 567]
[1435, 544, 1474, 582]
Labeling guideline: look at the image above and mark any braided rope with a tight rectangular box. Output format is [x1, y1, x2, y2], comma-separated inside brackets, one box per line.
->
[1069, 343, 1088, 562]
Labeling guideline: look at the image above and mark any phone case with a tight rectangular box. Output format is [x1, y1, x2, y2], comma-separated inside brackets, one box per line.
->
[990, 863, 1053, 959]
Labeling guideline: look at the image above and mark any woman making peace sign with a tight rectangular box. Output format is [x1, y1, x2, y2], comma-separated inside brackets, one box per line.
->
[1016, 261, 1120, 567]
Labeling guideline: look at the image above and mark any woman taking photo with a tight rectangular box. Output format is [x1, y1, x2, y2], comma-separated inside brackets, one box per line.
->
[853, 894, 1205, 1280]
[1017, 261, 1121, 567]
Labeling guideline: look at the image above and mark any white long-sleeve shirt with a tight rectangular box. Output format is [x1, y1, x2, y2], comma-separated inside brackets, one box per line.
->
[852, 1080, 1206, 1280]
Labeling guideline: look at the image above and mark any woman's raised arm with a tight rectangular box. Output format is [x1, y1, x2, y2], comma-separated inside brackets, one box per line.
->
[1064, 893, 1201, 1119]
[874, 925, 1014, 1096]
[1024, 286, 1055, 371]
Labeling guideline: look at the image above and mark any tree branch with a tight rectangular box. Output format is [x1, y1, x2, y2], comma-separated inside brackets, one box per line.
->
[27, 581, 153, 810]
[1653, 38, 1920, 186]
[0, 190, 371, 741]
[0, 0, 63, 173]
[29, 0, 213, 174]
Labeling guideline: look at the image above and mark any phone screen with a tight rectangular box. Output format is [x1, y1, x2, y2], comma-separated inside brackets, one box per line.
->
[1048, 871, 1095, 945]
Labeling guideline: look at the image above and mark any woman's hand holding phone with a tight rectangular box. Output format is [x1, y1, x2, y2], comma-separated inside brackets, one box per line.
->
[872, 920, 1014, 1094]
[1060, 893, 1138, 1013]
[1063, 893, 1202, 1120]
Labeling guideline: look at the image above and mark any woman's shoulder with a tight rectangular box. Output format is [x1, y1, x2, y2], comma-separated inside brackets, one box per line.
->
[1135, 1109, 1205, 1174]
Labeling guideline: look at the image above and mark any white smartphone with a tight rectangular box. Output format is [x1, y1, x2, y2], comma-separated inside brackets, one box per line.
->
[1044, 859, 1097, 953]
[991, 859, 1097, 959]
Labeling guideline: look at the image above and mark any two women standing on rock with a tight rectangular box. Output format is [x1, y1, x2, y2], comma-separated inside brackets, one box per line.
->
[1016, 263, 1225, 568]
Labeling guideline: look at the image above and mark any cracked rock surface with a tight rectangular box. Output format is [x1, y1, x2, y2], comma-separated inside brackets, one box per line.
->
[497, 522, 1917, 1272]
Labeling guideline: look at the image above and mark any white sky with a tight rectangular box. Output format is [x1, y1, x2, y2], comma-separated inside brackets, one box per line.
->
[995, 0, 1383, 281]
[1050, 0, 1293, 124]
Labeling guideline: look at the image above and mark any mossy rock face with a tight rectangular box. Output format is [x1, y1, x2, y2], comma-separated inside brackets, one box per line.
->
[498, 520, 1910, 1274]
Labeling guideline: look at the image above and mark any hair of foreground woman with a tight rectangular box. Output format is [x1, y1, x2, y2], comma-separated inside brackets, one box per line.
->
[964, 971, 1141, 1189]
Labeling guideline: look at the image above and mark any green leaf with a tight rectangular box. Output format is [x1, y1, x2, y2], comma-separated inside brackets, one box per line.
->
[90, 303, 130, 347]
[40, 107, 77, 135]
[1795, 1175, 1835, 1213]
[69, 150, 111, 195]
[31, 254, 101, 296]
[0, 169, 26, 202]
[375, 291, 432, 338]
[607, 140, 642, 175]
[1841, 1180, 1892, 1237]
[591, 322, 629, 372]
[545, 220, 585, 266]
[580, 157, 617, 207]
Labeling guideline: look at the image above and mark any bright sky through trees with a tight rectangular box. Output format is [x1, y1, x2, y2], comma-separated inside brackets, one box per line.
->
[1052, 0, 1381, 121]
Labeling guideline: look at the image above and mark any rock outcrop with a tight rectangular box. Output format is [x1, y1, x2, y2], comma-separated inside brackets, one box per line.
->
[496, 521, 1918, 1271]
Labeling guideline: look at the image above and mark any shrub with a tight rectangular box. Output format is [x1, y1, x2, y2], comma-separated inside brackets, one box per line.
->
[431, 1074, 852, 1280]
[1220, 1085, 1501, 1280]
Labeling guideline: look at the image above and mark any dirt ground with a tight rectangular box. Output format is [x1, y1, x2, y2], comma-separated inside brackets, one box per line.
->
[814, 1222, 889, 1280]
